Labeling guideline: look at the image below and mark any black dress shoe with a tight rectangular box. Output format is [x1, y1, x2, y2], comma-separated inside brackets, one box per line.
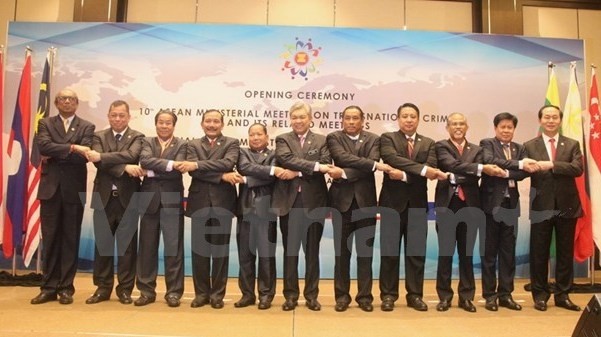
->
[458, 299, 476, 313]
[85, 293, 110, 304]
[306, 299, 321, 311]
[556, 298, 581, 311]
[234, 297, 256, 308]
[166, 295, 180, 308]
[117, 293, 133, 305]
[134, 295, 156, 306]
[408, 298, 428, 311]
[485, 298, 498, 311]
[211, 299, 224, 309]
[498, 297, 521, 311]
[381, 298, 394, 312]
[358, 302, 374, 312]
[190, 297, 209, 308]
[282, 299, 298, 311]
[258, 300, 271, 310]
[436, 300, 451, 312]
[30, 292, 57, 305]
[534, 300, 547, 311]
[335, 302, 349, 312]
[58, 292, 74, 305]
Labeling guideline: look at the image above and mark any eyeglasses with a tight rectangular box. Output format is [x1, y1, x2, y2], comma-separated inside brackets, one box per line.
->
[57, 96, 78, 102]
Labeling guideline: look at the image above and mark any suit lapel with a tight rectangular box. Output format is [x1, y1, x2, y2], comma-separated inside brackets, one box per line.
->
[412, 133, 424, 160]
[63, 116, 79, 143]
[556, 135, 567, 160]
[535, 137, 550, 160]
[53, 116, 68, 138]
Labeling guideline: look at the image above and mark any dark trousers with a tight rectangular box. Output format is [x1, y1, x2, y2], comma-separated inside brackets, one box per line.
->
[530, 216, 577, 302]
[481, 203, 517, 301]
[436, 196, 478, 302]
[39, 187, 84, 295]
[191, 215, 232, 301]
[92, 194, 138, 297]
[279, 194, 324, 301]
[379, 207, 427, 303]
[236, 214, 277, 302]
[333, 199, 376, 305]
[136, 208, 184, 299]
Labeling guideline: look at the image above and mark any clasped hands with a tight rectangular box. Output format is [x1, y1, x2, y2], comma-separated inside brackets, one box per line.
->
[522, 158, 553, 173]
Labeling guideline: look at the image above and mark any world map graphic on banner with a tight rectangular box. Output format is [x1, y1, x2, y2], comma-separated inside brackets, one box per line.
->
[1, 22, 585, 278]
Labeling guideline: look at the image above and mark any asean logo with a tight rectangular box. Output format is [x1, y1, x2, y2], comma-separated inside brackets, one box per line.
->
[281, 37, 322, 80]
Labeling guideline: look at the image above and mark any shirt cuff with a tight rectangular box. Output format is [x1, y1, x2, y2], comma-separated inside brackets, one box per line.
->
[342, 170, 348, 180]
[449, 173, 456, 184]
[477, 164, 483, 177]
[420, 166, 428, 177]
[313, 162, 320, 172]
[372, 162, 377, 172]
[166, 160, 174, 172]
[270, 166, 276, 176]
[243, 176, 247, 184]
[401, 172, 408, 182]
[518, 160, 524, 170]
[504, 169, 510, 178]
[147, 170, 156, 177]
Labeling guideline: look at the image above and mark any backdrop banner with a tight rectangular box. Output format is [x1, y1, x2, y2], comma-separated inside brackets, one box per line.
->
[2, 22, 586, 278]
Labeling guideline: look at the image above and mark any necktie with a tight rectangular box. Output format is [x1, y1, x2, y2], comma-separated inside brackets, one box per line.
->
[407, 137, 414, 158]
[299, 136, 305, 148]
[64, 119, 70, 133]
[549, 138, 556, 161]
[210, 139, 215, 148]
[115, 133, 122, 142]
[456, 142, 465, 201]
[503, 143, 511, 160]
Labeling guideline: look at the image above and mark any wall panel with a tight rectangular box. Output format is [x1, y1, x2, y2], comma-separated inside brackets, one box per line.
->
[198, 0, 267, 25]
[334, 0, 404, 29]
[406, 0, 472, 32]
[523, 6, 578, 38]
[268, 0, 334, 26]
[127, 0, 197, 23]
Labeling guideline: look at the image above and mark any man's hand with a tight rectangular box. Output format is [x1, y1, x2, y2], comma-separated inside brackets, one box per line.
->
[124, 164, 145, 177]
[376, 162, 393, 173]
[435, 170, 449, 180]
[222, 172, 244, 185]
[425, 167, 447, 180]
[387, 168, 405, 180]
[483, 164, 506, 177]
[86, 150, 101, 162]
[522, 158, 540, 173]
[276, 168, 298, 180]
[326, 165, 344, 179]
[72, 145, 90, 157]
[174, 161, 197, 173]
[537, 161, 554, 171]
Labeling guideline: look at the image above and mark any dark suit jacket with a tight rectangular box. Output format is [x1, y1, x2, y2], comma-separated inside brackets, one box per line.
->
[272, 130, 331, 216]
[90, 128, 145, 210]
[379, 131, 437, 212]
[36, 115, 95, 204]
[139, 136, 187, 215]
[435, 139, 482, 208]
[524, 135, 583, 219]
[185, 135, 240, 217]
[479, 137, 528, 214]
[326, 130, 380, 212]
[236, 147, 276, 218]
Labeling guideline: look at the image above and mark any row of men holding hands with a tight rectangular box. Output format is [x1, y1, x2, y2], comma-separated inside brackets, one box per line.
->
[30, 88, 582, 315]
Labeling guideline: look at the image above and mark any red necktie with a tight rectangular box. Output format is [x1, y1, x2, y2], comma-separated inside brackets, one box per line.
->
[549, 138, 556, 161]
[407, 138, 414, 158]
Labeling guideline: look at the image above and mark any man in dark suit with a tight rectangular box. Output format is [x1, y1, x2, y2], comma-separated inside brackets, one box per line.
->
[31, 88, 95, 305]
[378, 103, 446, 312]
[182, 109, 240, 309]
[235, 123, 288, 310]
[479, 112, 532, 312]
[434, 112, 504, 313]
[84, 100, 145, 305]
[135, 110, 187, 308]
[524, 104, 583, 312]
[272, 101, 343, 311]
[327, 105, 391, 312]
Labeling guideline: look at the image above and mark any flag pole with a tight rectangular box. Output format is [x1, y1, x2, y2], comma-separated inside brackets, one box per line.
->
[591, 63, 598, 287]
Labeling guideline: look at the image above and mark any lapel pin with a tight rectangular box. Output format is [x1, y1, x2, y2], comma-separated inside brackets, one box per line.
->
[70, 128, 75, 131]
[127, 135, 131, 139]
[263, 153, 267, 157]
[417, 138, 421, 142]
[217, 142, 221, 146]
[307, 141, 312, 145]
[560, 142, 564, 146]
[359, 139, 363, 143]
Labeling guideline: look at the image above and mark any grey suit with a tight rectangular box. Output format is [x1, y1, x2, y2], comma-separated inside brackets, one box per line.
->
[327, 130, 380, 306]
[379, 131, 436, 304]
[136, 136, 186, 300]
[36, 115, 94, 296]
[90, 127, 144, 298]
[524, 135, 583, 302]
[186, 135, 239, 302]
[273, 130, 330, 301]
[479, 137, 528, 302]
[434, 139, 483, 302]
[236, 147, 277, 303]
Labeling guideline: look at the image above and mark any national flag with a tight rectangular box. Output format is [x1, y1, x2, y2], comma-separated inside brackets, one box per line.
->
[587, 68, 601, 253]
[3, 51, 32, 258]
[23, 50, 53, 266]
[561, 62, 593, 262]
[0, 49, 5, 248]
[546, 65, 561, 107]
